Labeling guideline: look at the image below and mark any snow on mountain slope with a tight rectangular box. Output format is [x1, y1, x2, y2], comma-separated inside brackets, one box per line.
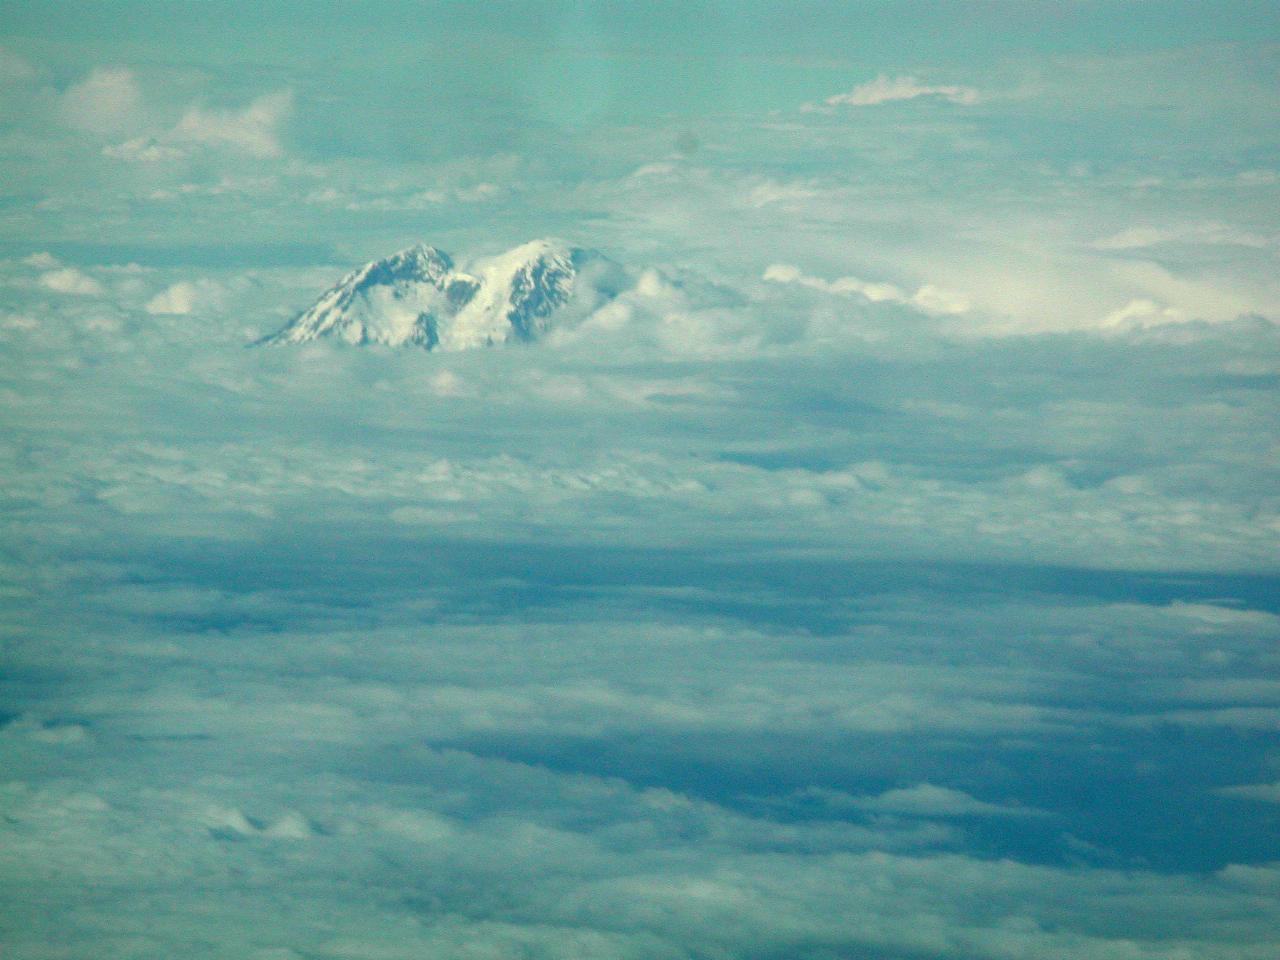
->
[262, 239, 620, 350]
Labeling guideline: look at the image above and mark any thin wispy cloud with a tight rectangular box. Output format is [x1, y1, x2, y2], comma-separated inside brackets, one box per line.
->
[102, 136, 188, 162]
[809, 74, 980, 110]
[794, 783, 1047, 818]
[1217, 782, 1280, 803]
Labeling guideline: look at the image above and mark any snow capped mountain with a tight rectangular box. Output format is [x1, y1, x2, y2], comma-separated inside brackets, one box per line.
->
[262, 239, 619, 350]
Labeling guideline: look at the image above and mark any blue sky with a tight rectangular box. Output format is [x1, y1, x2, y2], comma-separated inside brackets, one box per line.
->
[2, 3, 1279, 959]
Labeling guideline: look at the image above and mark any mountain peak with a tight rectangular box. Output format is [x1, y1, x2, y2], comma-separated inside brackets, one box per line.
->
[347, 243, 453, 291]
[261, 240, 614, 351]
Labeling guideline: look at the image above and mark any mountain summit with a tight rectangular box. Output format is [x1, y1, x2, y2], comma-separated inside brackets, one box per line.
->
[262, 239, 617, 350]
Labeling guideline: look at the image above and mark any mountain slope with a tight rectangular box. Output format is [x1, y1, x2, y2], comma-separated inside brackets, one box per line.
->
[262, 239, 614, 350]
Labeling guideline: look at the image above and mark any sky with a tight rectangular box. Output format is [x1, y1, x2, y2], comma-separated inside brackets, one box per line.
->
[2, 2, 1279, 958]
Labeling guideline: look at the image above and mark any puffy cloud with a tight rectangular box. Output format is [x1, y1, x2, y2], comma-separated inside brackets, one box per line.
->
[76, 80, 293, 160]
[764, 262, 970, 315]
[171, 89, 292, 158]
[57, 66, 142, 134]
[816, 74, 980, 108]
[144, 282, 194, 315]
[21, 251, 60, 268]
[38, 266, 103, 295]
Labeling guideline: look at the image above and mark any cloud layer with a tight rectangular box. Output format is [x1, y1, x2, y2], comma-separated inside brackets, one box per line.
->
[2, 8, 1279, 958]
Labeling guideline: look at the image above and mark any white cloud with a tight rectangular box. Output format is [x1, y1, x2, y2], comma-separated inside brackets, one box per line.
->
[1216, 782, 1280, 803]
[814, 783, 1044, 818]
[171, 89, 292, 158]
[202, 805, 313, 840]
[304, 186, 343, 204]
[1, 715, 90, 744]
[145, 281, 207, 315]
[1237, 169, 1279, 185]
[911, 283, 972, 315]
[1095, 223, 1272, 250]
[455, 182, 500, 202]
[0, 312, 38, 331]
[39, 267, 104, 296]
[630, 161, 678, 178]
[58, 66, 142, 134]
[22, 251, 60, 268]
[56, 65, 291, 160]
[326, 181, 505, 211]
[743, 180, 820, 208]
[1101, 298, 1183, 329]
[817, 74, 980, 109]
[57, 66, 290, 159]
[428, 369, 467, 397]
[103, 136, 187, 162]
[0, 46, 35, 83]
[764, 263, 969, 315]
[760, 263, 802, 285]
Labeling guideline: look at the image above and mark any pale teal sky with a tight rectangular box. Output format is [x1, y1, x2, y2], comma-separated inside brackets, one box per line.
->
[5, 2, 1280, 126]
[3, 0, 1278, 308]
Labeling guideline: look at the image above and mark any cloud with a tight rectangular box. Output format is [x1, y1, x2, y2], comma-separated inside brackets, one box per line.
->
[103, 136, 188, 162]
[1095, 223, 1272, 250]
[1217, 782, 1280, 803]
[58, 66, 142, 134]
[145, 282, 195, 315]
[202, 805, 314, 840]
[323, 180, 505, 210]
[1101, 297, 1184, 329]
[85, 84, 293, 160]
[2, 443, 1279, 955]
[22, 251, 60, 268]
[743, 179, 820, 208]
[764, 262, 970, 315]
[3, 29, 1280, 958]
[0, 46, 35, 84]
[171, 89, 292, 158]
[911, 283, 972, 315]
[816, 74, 980, 109]
[630, 161, 678, 178]
[38, 266, 104, 295]
[810, 783, 1044, 818]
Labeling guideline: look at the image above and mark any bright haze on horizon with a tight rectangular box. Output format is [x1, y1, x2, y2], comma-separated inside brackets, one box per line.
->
[1, 2, 1279, 958]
